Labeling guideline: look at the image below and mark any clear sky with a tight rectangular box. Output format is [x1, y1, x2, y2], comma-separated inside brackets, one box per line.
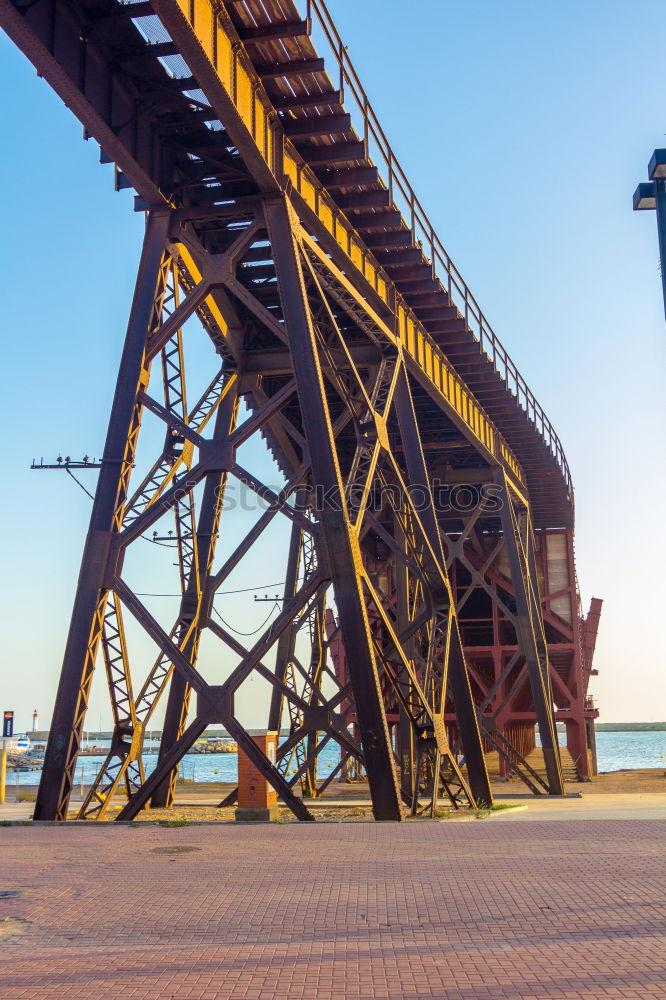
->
[1, 0, 665, 732]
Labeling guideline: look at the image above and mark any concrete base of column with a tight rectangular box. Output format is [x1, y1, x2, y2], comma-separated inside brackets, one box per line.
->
[235, 805, 281, 822]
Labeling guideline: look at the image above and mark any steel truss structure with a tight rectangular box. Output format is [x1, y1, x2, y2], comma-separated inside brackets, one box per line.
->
[0, 0, 601, 822]
[36, 199, 502, 822]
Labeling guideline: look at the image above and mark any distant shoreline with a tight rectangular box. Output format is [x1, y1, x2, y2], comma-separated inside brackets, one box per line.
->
[595, 722, 666, 732]
[20, 722, 666, 742]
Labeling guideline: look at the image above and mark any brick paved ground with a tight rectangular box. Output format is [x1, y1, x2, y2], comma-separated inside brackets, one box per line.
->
[0, 819, 664, 999]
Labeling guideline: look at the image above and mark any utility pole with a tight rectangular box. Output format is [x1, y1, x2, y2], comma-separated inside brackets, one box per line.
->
[633, 149, 666, 318]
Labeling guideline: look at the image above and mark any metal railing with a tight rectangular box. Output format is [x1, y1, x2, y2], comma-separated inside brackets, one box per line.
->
[306, 0, 572, 497]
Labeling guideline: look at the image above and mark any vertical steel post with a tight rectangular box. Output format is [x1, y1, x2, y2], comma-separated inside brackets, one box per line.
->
[495, 471, 565, 795]
[152, 382, 239, 808]
[34, 211, 171, 821]
[268, 493, 307, 732]
[563, 527, 590, 778]
[264, 195, 403, 821]
[586, 718, 598, 776]
[394, 517, 415, 802]
[655, 179, 666, 320]
[393, 369, 492, 807]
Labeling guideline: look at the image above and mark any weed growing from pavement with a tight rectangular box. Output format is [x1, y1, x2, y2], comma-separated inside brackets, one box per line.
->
[474, 804, 521, 819]
[433, 803, 521, 820]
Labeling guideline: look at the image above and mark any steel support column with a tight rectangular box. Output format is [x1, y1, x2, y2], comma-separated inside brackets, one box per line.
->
[264, 194, 404, 821]
[495, 470, 565, 795]
[393, 370, 492, 808]
[151, 383, 239, 808]
[268, 486, 310, 733]
[35, 211, 171, 821]
[394, 518, 415, 803]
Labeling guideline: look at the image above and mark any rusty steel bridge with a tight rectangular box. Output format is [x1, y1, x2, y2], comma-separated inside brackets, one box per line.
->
[2, 0, 601, 821]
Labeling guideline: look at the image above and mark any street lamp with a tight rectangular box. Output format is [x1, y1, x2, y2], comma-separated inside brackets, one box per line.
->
[633, 148, 666, 317]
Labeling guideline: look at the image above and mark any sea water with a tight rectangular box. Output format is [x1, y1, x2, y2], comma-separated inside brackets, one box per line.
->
[594, 730, 666, 772]
[8, 729, 666, 788]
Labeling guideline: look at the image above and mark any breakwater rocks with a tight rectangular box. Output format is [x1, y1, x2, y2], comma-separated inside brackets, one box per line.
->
[191, 740, 238, 754]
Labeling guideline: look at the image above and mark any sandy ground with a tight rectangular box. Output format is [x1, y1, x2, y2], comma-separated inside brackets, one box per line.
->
[169, 765, 666, 800]
[131, 768, 666, 823]
[2, 767, 663, 823]
[574, 766, 666, 792]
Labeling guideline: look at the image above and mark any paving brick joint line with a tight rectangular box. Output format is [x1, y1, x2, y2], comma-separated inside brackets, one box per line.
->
[0, 819, 665, 1000]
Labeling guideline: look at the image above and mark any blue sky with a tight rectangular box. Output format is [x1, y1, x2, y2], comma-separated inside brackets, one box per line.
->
[1, 0, 665, 730]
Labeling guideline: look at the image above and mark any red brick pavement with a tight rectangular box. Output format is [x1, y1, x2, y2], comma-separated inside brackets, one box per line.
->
[0, 819, 664, 999]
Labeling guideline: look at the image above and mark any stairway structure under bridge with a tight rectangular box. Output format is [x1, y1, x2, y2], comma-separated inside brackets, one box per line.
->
[1, 0, 602, 821]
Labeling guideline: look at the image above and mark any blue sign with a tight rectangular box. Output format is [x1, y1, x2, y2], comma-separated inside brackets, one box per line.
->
[3, 712, 13, 738]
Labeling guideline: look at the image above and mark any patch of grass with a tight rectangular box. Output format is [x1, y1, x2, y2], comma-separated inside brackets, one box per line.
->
[159, 818, 189, 828]
[474, 803, 521, 819]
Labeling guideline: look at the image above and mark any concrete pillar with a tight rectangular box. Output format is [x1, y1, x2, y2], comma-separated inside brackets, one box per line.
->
[235, 730, 280, 822]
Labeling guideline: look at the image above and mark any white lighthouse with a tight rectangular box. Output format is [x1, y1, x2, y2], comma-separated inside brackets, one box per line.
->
[32, 709, 39, 733]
